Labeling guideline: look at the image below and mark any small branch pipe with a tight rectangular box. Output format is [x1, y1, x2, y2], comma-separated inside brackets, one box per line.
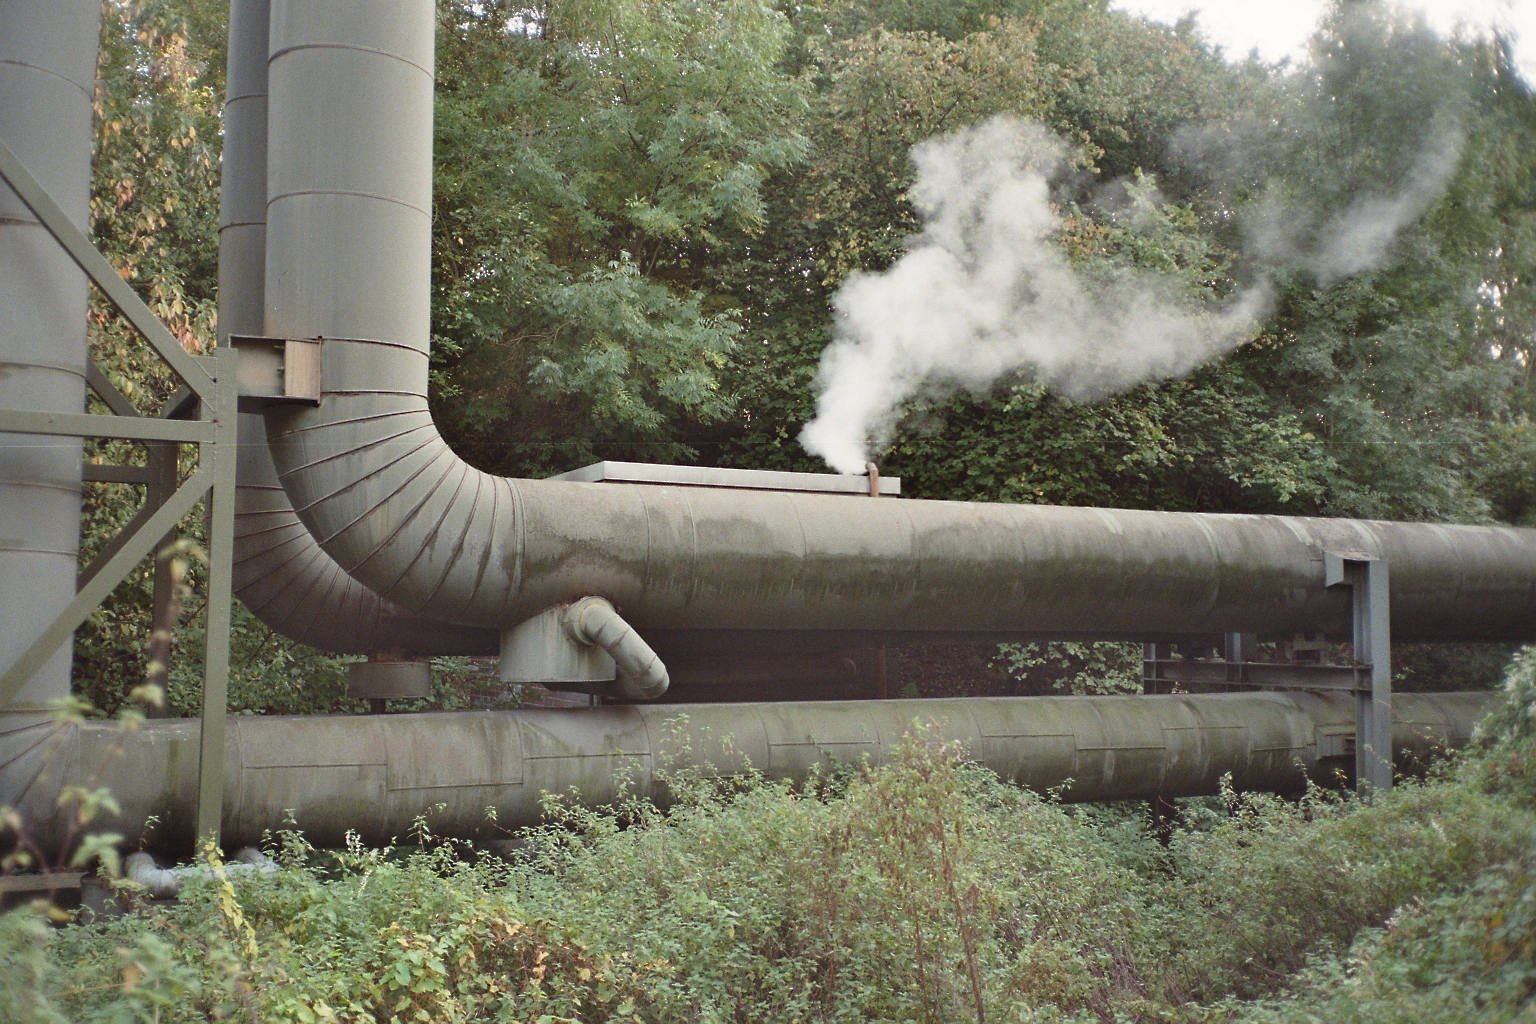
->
[256, 0, 1536, 651]
[125, 847, 275, 899]
[0, 0, 101, 717]
[564, 597, 669, 700]
[0, 692, 1493, 856]
[219, 0, 494, 656]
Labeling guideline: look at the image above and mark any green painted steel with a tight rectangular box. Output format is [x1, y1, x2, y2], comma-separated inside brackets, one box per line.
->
[0, 0, 101, 717]
[195, 348, 241, 845]
[0, 691, 1491, 854]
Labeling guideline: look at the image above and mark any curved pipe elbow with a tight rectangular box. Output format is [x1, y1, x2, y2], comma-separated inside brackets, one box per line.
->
[563, 597, 669, 701]
[234, 414, 498, 656]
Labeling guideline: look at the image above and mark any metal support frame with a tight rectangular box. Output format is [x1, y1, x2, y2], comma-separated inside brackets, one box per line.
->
[1325, 552, 1393, 796]
[0, 136, 238, 846]
[1142, 553, 1394, 797]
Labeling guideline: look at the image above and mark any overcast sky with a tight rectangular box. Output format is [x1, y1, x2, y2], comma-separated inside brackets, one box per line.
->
[1111, 0, 1536, 83]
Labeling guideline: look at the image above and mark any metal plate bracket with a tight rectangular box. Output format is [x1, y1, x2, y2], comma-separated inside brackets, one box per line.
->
[229, 335, 321, 408]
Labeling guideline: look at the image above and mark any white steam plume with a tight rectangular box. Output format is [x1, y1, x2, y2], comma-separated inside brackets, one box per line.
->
[799, 117, 1268, 474]
[1238, 122, 1466, 285]
[799, 115, 1464, 474]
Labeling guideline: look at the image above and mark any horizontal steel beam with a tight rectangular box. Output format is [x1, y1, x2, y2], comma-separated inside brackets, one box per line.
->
[1143, 658, 1368, 692]
[0, 410, 215, 444]
[82, 463, 153, 485]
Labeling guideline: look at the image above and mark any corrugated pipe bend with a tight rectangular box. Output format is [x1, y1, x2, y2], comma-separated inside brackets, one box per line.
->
[220, 0, 494, 656]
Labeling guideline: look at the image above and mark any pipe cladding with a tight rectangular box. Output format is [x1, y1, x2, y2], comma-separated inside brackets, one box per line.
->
[221, 0, 495, 655]
[0, 0, 102, 718]
[0, 692, 1492, 853]
[257, 0, 1536, 647]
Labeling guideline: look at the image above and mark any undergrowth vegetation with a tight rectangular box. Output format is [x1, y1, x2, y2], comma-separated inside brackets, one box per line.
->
[4, 663, 1536, 1022]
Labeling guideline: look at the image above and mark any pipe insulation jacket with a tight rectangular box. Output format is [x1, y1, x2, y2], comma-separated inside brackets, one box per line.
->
[220, 0, 495, 656]
[0, 692, 1491, 855]
[0, 0, 101, 717]
[256, 0, 1536, 650]
[564, 597, 670, 700]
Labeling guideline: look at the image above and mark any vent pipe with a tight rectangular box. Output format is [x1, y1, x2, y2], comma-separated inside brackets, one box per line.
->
[256, 1, 1536, 664]
[221, 0, 494, 656]
[0, 0, 101, 720]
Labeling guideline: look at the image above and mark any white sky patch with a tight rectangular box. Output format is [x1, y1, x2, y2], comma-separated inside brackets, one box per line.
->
[1112, 0, 1536, 83]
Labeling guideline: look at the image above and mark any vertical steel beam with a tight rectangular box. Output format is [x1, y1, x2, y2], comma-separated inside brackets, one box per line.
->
[195, 348, 239, 847]
[1326, 552, 1393, 796]
[1223, 632, 1256, 686]
[145, 441, 181, 715]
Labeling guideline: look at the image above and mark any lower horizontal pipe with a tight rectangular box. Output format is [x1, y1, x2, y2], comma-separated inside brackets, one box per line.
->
[0, 691, 1491, 855]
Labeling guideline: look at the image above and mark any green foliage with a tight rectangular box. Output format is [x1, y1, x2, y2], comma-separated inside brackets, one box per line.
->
[431, 0, 807, 475]
[1236, 854, 1536, 1024]
[992, 641, 1144, 695]
[1154, 776, 1534, 1003]
[1474, 645, 1536, 803]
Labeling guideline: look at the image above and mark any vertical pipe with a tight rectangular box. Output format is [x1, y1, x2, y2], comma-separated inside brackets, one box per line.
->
[0, 0, 101, 720]
[218, 0, 270, 347]
[220, 0, 494, 657]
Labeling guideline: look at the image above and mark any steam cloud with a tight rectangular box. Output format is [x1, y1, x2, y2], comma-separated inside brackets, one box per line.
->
[798, 114, 1466, 475]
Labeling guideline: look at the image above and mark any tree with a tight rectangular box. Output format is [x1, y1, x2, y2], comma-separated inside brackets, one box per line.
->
[1218, 4, 1533, 520]
[430, 0, 808, 475]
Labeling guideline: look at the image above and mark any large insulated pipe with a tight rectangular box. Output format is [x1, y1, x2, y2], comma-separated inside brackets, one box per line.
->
[220, 0, 494, 655]
[258, 0, 1536, 657]
[3, 691, 1491, 853]
[0, 0, 101, 719]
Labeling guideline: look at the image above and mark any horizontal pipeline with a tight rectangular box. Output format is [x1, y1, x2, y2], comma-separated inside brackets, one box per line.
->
[1, 691, 1489, 854]
[256, 4, 1536, 649]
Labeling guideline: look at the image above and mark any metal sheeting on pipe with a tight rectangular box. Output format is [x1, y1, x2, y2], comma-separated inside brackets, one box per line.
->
[257, 0, 1536, 652]
[0, 692, 1492, 854]
[0, 0, 101, 717]
[220, 0, 494, 656]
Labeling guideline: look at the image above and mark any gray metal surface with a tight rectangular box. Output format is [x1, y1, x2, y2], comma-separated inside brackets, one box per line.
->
[347, 660, 431, 700]
[0, 0, 100, 718]
[550, 460, 902, 496]
[195, 348, 240, 843]
[218, 0, 495, 657]
[1328, 553, 1394, 794]
[255, 0, 1536, 658]
[0, 691, 1491, 854]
